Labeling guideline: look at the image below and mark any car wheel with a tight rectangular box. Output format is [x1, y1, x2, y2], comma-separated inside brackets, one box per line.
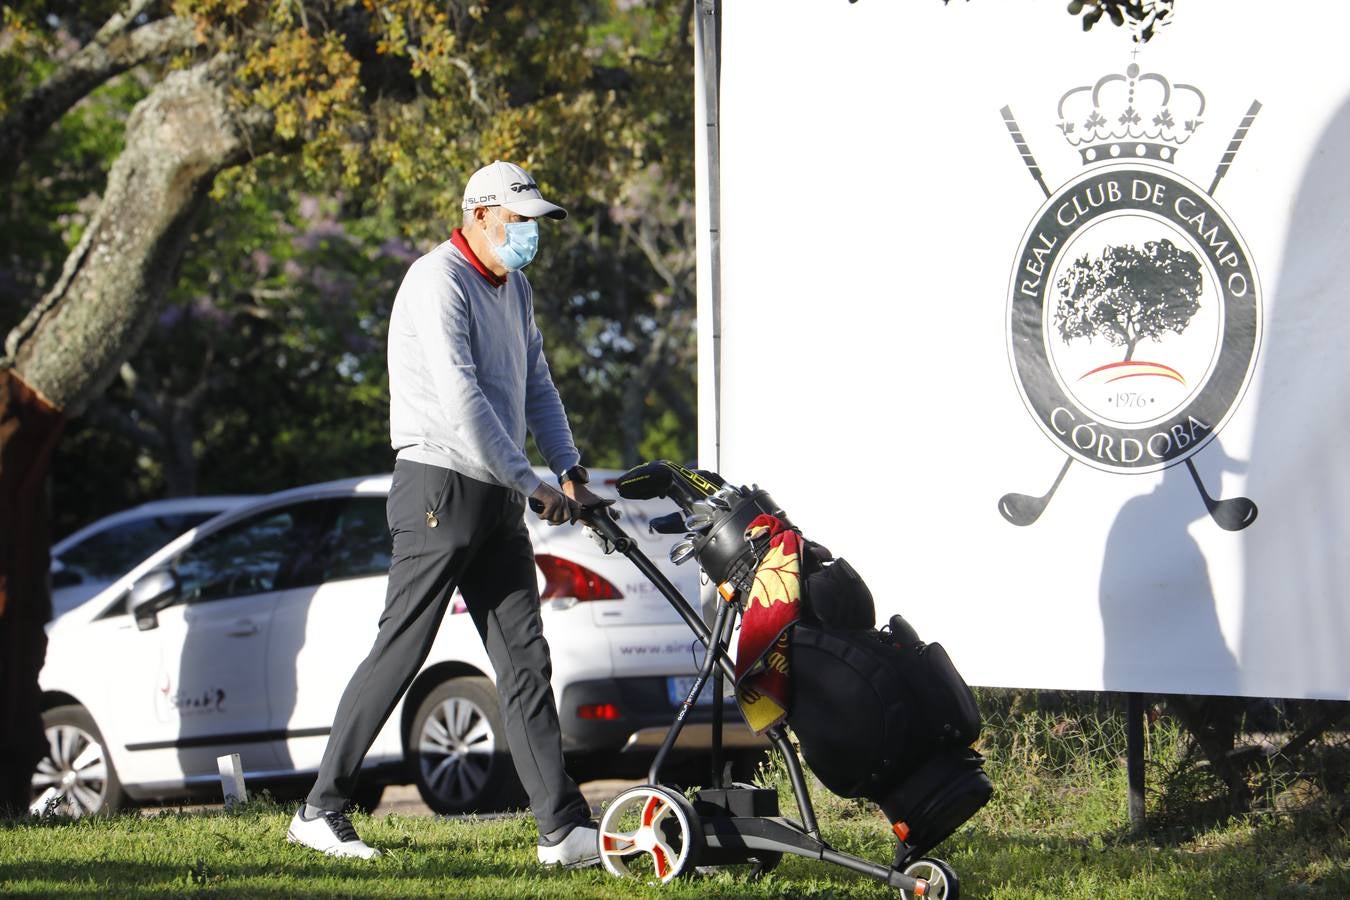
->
[409, 677, 522, 814]
[30, 704, 126, 817]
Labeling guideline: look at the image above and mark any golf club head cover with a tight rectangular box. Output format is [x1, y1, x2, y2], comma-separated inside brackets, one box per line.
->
[616, 460, 724, 509]
[648, 512, 686, 535]
[615, 460, 674, 500]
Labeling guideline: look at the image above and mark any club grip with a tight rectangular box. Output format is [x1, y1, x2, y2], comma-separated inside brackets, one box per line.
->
[528, 497, 545, 514]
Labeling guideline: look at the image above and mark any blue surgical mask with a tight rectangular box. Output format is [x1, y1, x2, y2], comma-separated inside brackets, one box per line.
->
[491, 216, 539, 271]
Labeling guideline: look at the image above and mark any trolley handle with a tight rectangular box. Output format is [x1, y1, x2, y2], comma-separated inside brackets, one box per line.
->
[534, 496, 731, 681]
[527, 496, 626, 542]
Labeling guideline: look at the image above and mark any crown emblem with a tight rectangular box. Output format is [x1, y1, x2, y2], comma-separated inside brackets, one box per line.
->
[1057, 63, 1205, 165]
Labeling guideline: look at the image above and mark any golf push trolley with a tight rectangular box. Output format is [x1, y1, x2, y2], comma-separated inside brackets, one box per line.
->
[535, 461, 992, 897]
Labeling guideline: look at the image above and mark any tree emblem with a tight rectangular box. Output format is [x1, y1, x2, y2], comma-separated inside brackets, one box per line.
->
[1054, 239, 1203, 361]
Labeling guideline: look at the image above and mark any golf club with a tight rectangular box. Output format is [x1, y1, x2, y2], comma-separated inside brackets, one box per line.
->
[685, 512, 715, 532]
[706, 492, 734, 511]
[670, 537, 698, 565]
[1184, 457, 1258, 531]
[998, 456, 1073, 526]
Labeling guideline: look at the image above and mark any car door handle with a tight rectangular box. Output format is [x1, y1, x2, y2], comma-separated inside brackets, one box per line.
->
[226, 619, 259, 637]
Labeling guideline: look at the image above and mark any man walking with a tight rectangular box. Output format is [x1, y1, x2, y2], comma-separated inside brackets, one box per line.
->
[287, 161, 606, 866]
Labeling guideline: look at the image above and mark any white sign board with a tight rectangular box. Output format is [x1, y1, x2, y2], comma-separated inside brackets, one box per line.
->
[708, 0, 1350, 700]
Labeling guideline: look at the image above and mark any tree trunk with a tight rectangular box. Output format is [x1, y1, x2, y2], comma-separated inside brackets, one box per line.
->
[0, 370, 63, 814]
[0, 56, 272, 811]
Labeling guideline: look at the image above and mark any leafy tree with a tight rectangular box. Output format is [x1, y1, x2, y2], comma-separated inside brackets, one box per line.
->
[936, 0, 1174, 41]
[1053, 239, 1203, 361]
[1066, 1, 1174, 42]
[32, 2, 698, 538]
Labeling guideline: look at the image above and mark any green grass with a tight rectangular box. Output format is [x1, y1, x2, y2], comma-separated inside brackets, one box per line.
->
[3, 711, 1346, 898]
[3, 790, 1344, 897]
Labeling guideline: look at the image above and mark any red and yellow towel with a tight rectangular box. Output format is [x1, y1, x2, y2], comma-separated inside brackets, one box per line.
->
[734, 514, 801, 734]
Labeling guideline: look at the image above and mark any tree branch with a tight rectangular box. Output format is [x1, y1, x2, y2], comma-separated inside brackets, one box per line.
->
[445, 56, 490, 115]
[4, 55, 276, 414]
[0, 4, 199, 183]
[622, 219, 691, 296]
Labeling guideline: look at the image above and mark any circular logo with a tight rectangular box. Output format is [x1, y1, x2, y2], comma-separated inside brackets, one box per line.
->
[1007, 163, 1261, 473]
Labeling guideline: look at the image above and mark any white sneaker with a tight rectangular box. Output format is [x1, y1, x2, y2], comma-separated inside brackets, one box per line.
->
[537, 822, 601, 868]
[287, 805, 381, 859]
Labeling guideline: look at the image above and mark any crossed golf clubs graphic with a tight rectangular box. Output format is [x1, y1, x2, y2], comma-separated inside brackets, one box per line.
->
[997, 99, 1261, 531]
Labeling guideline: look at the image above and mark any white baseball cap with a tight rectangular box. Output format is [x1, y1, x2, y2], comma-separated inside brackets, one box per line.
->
[461, 160, 567, 220]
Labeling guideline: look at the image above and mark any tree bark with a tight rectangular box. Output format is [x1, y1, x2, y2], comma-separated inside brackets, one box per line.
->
[0, 56, 273, 810]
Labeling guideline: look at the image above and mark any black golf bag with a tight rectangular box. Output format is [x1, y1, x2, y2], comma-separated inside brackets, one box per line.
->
[776, 532, 990, 859]
[788, 618, 992, 858]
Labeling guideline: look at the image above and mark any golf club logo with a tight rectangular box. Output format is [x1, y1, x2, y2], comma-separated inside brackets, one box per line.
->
[1000, 63, 1261, 529]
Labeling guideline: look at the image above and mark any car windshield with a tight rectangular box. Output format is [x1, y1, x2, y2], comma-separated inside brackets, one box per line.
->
[56, 512, 218, 582]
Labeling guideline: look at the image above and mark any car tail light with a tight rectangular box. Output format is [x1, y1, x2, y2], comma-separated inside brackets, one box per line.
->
[577, 703, 622, 720]
[536, 554, 622, 601]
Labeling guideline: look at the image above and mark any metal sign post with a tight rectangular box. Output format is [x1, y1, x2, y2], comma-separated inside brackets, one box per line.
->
[694, 0, 721, 472]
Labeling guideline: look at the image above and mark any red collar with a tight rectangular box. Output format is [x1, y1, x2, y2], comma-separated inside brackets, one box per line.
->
[451, 228, 506, 288]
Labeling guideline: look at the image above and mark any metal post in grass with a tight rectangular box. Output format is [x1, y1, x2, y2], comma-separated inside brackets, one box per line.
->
[217, 753, 247, 810]
[1126, 693, 1146, 834]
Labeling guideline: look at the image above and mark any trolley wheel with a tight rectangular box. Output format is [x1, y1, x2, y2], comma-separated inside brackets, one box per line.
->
[901, 857, 959, 900]
[599, 785, 704, 884]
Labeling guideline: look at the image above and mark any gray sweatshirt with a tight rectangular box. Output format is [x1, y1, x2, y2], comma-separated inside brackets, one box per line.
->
[387, 233, 579, 497]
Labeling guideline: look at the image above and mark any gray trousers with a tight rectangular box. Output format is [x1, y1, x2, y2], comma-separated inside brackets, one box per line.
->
[307, 460, 589, 834]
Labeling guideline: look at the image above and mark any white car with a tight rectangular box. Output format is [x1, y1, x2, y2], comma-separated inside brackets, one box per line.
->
[50, 497, 256, 621]
[34, 469, 762, 817]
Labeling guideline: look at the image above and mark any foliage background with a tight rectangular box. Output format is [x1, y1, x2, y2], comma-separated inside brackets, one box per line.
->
[0, 0, 698, 538]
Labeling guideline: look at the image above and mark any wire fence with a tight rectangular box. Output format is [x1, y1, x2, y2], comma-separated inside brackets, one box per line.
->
[973, 688, 1350, 829]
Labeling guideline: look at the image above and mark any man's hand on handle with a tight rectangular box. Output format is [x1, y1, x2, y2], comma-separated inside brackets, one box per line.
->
[530, 483, 580, 525]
